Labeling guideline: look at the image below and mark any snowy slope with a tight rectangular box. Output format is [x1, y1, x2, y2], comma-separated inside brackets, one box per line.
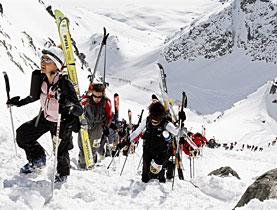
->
[1, 85, 277, 210]
[1, 0, 277, 210]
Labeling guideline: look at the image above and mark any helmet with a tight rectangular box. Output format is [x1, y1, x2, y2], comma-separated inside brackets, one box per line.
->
[87, 77, 106, 94]
[42, 46, 64, 70]
[148, 101, 165, 121]
[92, 76, 104, 84]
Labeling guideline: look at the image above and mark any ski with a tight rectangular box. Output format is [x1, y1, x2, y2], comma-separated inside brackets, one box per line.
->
[128, 109, 132, 130]
[269, 79, 277, 94]
[184, 133, 199, 150]
[157, 63, 178, 122]
[54, 9, 94, 169]
[89, 27, 109, 84]
[172, 92, 187, 189]
[114, 93, 119, 122]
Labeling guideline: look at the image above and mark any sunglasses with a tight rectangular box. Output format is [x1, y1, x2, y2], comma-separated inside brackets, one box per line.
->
[92, 93, 103, 99]
[41, 56, 54, 64]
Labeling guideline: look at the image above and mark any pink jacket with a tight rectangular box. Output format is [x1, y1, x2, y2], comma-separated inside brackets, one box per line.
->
[40, 75, 59, 122]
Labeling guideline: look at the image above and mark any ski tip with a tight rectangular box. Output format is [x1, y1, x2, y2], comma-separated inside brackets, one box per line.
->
[157, 63, 163, 68]
[152, 94, 158, 101]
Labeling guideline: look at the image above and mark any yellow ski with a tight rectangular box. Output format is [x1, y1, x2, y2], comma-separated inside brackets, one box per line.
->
[54, 9, 94, 169]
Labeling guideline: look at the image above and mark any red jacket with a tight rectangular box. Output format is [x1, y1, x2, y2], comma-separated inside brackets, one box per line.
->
[181, 132, 207, 156]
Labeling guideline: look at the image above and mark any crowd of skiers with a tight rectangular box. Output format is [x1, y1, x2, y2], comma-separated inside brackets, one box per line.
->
[6, 45, 209, 184]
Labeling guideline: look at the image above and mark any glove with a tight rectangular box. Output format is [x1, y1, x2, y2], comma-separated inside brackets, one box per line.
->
[67, 103, 83, 116]
[129, 142, 136, 154]
[116, 142, 125, 150]
[59, 101, 83, 117]
[178, 111, 186, 121]
[179, 137, 186, 144]
[103, 126, 110, 136]
[6, 96, 21, 107]
[109, 122, 117, 131]
[116, 140, 130, 150]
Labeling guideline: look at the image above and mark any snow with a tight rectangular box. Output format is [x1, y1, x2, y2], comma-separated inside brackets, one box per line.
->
[0, 0, 277, 209]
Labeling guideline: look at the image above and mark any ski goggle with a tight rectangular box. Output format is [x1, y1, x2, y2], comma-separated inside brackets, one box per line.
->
[41, 56, 55, 64]
[91, 93, 103, 99]
[42, 49, 63, 66]
[150, 117, 161, 126]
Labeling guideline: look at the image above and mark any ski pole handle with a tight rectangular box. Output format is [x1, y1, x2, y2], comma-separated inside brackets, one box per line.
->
[3, 72, 10, 100]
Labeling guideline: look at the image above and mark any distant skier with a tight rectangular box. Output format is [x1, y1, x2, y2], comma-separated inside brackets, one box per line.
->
[78, 79, 112, 168]
[6, 46, 82, 182]
[125, 101, 186, 183]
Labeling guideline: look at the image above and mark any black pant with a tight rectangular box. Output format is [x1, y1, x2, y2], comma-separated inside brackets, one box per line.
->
[142, 146, 169, 181]
[16, 114, 73, 176]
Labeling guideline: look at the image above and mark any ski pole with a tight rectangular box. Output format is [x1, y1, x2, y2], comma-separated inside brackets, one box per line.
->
[90, 27, 109, 83]
[103, 38, 107, 84]
[137, 154, 143, 170]
[192, 156, 195, 179]
[107, 148, 120, 169]
[46, 85, 62, 204]
[45, 113, 61, 205]
[3, 72, 17, 156]
[189, 156, 192, 179]
[34, 108, 42, 127]
[120, 145, 131, 176]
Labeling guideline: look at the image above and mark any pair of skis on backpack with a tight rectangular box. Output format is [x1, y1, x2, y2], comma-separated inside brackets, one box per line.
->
[157, 63, 199, 182]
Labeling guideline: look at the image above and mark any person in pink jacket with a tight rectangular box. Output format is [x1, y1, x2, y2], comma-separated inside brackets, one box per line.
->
[7, 46, 82, 182]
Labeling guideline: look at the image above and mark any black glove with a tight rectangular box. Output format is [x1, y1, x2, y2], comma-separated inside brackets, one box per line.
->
[178, 111, 186, 121]
[7, 96, 36, 107]
[109, 122, 117, 131]
[59, 101, 83, 117]
[179, 137, 186, 144]
[116, 140, 130, 150]
[103, 126, 110, 136]
[6, 96, 20, 107]
[67, 103, 83, 116]
[116, 142, 124, 150]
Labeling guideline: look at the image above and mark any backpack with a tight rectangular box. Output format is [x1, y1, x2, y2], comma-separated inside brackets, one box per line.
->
[84, 97, 110, 130]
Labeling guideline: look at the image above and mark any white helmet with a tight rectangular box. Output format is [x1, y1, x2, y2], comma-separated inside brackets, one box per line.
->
[92, 76, 104, 84]
[42, 46, 65, 70]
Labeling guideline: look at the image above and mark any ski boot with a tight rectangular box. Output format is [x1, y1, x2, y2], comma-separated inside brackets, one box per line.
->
[20, 155, 46, 174]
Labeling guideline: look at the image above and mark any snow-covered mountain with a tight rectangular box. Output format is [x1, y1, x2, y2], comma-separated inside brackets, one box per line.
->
[163, 0, 277, 63]
[156, 0, 277, 114]
[1, 0, 277, 209]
